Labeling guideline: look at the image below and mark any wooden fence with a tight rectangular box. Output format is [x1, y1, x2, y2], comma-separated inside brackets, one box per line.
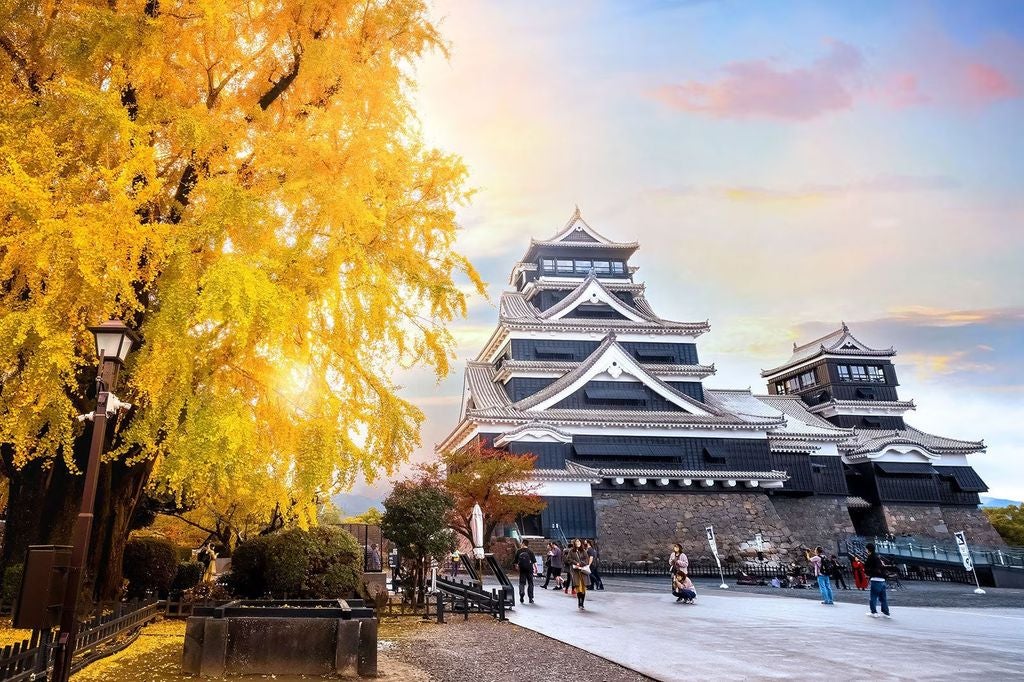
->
[0, 600, 162, 682]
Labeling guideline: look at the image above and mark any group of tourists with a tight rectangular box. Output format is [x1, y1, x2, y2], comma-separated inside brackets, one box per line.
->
[513, 538, 603, 610]
[803, 544, 891, 617]
[668, 543, 697, 604]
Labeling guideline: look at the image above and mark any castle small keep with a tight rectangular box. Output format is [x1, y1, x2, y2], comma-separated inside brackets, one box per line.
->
[439, 209, 1002, 562]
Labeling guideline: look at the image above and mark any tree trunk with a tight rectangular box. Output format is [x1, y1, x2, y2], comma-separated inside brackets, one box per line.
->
[1, 426, 154, 603]
[1, 445, 85, 571]
[88, 457, 155, 602]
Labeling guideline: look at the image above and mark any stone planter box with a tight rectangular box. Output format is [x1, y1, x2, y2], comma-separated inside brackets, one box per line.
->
[183, 599, 377, 678]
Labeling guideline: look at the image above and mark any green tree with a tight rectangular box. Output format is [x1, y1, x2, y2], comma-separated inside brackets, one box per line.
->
[983, 505, 1024, 546]
[380, 478, 454, 604]
[0, 0, 481, 600]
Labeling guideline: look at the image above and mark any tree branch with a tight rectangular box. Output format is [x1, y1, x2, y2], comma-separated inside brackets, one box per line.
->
[0, 33, 40, 94]
[258, 48, 301, 111]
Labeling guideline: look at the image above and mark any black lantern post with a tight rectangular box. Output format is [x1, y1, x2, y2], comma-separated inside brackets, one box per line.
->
[51, 319, 140, 682]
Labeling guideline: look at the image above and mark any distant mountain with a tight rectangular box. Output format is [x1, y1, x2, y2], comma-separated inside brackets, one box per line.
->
[980, 496, 1021, 508]
[331, 492, 382, 516]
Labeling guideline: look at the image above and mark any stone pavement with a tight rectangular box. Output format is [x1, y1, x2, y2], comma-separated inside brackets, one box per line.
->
[510, 578, 1024, 681]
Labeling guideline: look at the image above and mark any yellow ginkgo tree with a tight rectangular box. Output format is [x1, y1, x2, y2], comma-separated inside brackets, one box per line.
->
[0, 0, 481, 599]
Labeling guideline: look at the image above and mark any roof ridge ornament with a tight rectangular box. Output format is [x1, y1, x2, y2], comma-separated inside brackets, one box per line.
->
[841, 320, 849, 332]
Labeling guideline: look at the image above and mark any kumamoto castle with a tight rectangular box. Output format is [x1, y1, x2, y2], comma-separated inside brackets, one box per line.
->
[439, 209, 1004, 562]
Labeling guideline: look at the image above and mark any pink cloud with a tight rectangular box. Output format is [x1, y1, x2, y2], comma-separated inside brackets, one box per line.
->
[875, 72, 931, 109]
[652, 41, 862, 120]
[961, 62, 1019, 102]
[654, 33, 1022, 120]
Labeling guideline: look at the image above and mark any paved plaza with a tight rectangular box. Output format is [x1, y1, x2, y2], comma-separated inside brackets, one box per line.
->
[509, 577, 1024, 681]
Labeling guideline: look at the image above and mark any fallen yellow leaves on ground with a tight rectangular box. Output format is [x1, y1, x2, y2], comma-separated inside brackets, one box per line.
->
[71, 619, 186, 682]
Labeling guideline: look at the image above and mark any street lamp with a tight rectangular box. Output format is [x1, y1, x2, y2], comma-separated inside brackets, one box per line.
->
[51, 319, 140, 682]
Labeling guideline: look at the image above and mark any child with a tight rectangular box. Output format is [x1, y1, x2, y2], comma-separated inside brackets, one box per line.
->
[672, 571, 697, 604]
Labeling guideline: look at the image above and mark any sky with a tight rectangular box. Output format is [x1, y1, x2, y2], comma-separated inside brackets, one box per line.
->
[339, 0, 1024, 510]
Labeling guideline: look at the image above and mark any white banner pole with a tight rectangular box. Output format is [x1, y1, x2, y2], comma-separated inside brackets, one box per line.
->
[954, 531, 986, 595]
[706, 525, 728, 589]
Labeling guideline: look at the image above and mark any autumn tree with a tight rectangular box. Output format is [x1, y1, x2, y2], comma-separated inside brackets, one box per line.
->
[424, 444, 545, 549]
[0, 0, 481, 600]
[984, 505, 1024, 546]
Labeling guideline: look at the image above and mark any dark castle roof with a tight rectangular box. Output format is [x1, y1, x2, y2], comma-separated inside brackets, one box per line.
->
[843, 424, 985, 459]
[517, 208, 639, 263]
[761, 323, 896, 377]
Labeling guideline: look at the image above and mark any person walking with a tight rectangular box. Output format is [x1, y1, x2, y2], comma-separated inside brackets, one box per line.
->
[805, 546, 834, 605]
[564, 539, 592, 611]
[450, 549, 461, 577]
[586, 540, 604, 590]
[851, 554, 869, 590]
[864, 542, 892, 619]
[542, 542, 563, 589]
[514, 540, 537, 604]
[829, 553, 847, 590]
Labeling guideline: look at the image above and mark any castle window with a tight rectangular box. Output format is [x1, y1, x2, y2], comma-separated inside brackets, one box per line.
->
[838, 365, 851, 381]
[785, 377, 801, 393]
[798, 370, 817, 388]
[593, 261, 611, 274]
[775, 381, 787, 395]
[611, 262, 625, 275]
[541, 258, 555, 271]
[556, 259, 574, 273]
[866, 365, 885, 382]
[576, 260, 592, 272]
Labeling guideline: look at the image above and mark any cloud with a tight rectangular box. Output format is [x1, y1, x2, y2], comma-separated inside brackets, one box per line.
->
[962, 62, 1019, 102]
[653, 31, 1022, 120]
[642, 175, 957, 206]
[651, 40, 862, 120]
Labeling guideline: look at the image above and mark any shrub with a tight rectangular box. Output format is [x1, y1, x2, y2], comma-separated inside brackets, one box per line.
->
[171, 561, 205, 593]
[229, 527, 363, 599]
[228, 535, 271, 597]
[123, 538, 179, 598]
[2, 564, 24, 605]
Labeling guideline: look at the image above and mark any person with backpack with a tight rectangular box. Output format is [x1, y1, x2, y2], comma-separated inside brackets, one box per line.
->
[513, 539, 537, 604]
[804, 545, 834, 605]
[829, 553, 847, 590]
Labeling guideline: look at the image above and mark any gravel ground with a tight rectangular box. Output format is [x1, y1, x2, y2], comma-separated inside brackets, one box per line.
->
[381, 616, 653, 682]
[601, 575, 1024, 609]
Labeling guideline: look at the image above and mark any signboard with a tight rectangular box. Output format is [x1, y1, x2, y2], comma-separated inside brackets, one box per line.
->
[535, 555, 545, 577]
[954, 531, 973, 571]
[706, 526, 720, 563]
[754, 533, 765, 553]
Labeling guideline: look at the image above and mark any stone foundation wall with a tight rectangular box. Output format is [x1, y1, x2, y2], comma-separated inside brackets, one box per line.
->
[940, 505, 1006, 547]
[594, 491, 797, 564]
[881, 504, 948, 538]
[771, 495, 854, 549]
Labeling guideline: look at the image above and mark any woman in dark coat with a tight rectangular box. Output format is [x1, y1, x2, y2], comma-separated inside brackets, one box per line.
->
[564, 539, 592, 611]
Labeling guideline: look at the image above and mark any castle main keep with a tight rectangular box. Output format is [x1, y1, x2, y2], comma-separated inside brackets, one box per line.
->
[438, 210, 1002, 562]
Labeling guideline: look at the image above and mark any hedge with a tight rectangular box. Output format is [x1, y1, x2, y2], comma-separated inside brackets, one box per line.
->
[229, 526, 363, 599]
[123, 537, 179, 598]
